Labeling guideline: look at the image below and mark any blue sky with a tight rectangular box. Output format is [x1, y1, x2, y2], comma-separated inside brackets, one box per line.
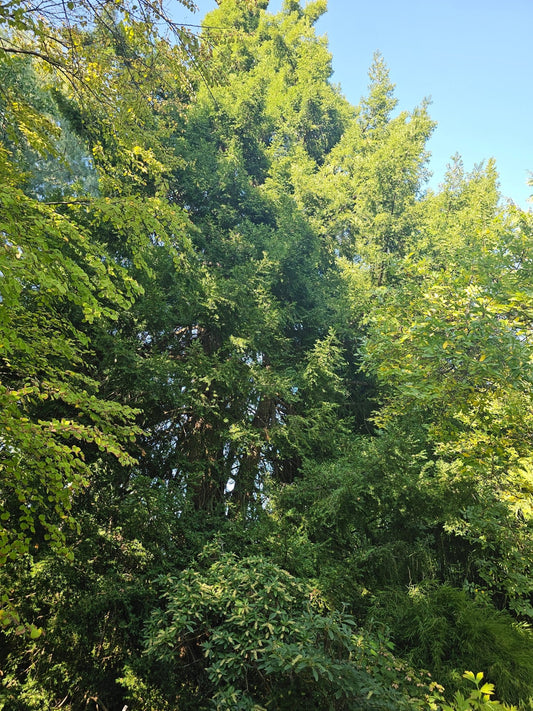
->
[172, 0, 532, 209]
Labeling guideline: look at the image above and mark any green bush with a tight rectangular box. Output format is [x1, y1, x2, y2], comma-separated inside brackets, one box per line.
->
[134, 546, 444, 710]
[369, 585, 533, 707]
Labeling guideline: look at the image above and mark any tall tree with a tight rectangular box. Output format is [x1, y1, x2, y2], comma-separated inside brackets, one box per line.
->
[116, 0, 352, 519]
[0, 0, 199, 632]
[315, 52, 435, 283]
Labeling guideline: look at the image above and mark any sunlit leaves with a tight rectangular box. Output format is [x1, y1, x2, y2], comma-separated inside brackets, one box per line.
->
[359, 165, 533, 618]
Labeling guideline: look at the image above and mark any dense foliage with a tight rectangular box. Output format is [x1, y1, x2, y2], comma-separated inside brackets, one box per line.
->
[1, 0, 532, 709]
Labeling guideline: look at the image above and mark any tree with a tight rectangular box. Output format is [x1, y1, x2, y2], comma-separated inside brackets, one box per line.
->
[315, 53, 435, 284]
[0, 0, 199, 633]
[108, 0, 354, 519]
[2, 0, 533, 708]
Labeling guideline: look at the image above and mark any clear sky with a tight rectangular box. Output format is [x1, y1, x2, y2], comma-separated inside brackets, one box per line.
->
[171, 0, 533, 209]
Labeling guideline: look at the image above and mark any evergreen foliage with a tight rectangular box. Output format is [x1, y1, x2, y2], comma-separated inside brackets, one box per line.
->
[1, 1, 532, 709]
